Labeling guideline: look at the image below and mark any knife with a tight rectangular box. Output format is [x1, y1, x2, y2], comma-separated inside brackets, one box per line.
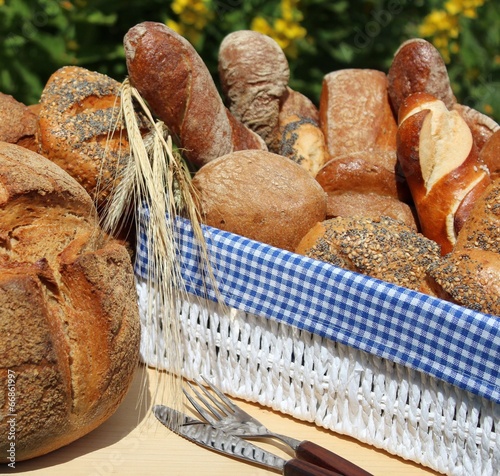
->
[153, 405, 344, 476]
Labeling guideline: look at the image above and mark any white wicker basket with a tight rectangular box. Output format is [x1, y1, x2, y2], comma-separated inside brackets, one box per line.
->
[135, 215, 499, 476]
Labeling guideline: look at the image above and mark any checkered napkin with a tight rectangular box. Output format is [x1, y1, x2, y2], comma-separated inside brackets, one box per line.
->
[135, 212, 500, 404]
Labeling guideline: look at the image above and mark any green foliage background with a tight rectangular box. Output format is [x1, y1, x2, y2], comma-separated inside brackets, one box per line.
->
[0, 0, 499, 122]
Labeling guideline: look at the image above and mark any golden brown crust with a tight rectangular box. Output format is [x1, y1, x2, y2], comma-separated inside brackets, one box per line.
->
[319, 69, 397, 158]
[124, 22, 266, 168]
[279, 115, 329, 177]
[279, 87, 320, 124]
[295, 216, 441, 292]
[276, 88, 328, 176]
[0, 92, 38, 152]
[38, 66, 134, 207]
[325, 191, 418, 230]
[428, 178, 500, 314]
[218, 30, 290, 151]
[397, 94, 490, 254]
[388, 38, 456, 115]
[0, 143, 140, 462]
[192, 149, 327, 251]
[316, 150, 411, 203]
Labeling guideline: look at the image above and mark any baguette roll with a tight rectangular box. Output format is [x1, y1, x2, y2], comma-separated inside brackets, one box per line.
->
[388, 38, 456, 116]
[124, 22, 266, 168]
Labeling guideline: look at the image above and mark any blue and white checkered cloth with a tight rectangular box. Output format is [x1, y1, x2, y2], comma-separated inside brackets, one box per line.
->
[135, 212, 500, 404]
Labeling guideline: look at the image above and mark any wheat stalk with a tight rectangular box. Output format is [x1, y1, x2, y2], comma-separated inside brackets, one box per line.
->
[99, 78, 221, 418]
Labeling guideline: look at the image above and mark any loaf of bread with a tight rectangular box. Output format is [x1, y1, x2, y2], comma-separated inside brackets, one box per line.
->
[427, 178, 500, 315]
[124, 22, 266, 169]
[295, 216, 441, 293]
[324, 191, 418, 230]
[0, 142, 140, 462]
[397, 92, 491, 254]
[191, 149, 327, 251]
[316, 150, 411, 203]
[277, 87, 329, 176]
[38, 66, 138, 207]
[319, 69, 398, 158]
[218, 30, 289, 152]
[0, 92, 38, 152]
[388, 38, 456, 116]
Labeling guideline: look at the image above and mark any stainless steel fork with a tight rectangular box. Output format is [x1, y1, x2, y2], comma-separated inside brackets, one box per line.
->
[183, 376, 373, 476]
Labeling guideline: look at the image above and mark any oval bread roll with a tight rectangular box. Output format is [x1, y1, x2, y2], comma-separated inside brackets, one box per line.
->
[192, 149, 327, 251]
[296, 216, 441, 293]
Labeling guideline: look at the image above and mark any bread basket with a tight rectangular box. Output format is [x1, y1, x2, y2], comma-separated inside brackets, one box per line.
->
[135, 211, 499, 476]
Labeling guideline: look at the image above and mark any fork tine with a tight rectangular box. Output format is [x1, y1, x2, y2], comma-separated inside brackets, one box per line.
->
[183, 381, 220, 424]
[200, 376, 253, 419]
[192, 378, 232, 416]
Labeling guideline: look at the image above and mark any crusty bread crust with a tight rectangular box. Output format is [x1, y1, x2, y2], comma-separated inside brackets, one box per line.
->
[124, 22, 266, 168]
[192, 149, 327, 251]
[295, 216, 440, 293]
[38, 66, 133, 207]
[0, 142, 140, 462]
[320, 69, 397, 158]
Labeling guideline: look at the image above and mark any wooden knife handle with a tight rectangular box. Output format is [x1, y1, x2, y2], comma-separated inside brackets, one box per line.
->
[284, 458, 344, 476]
[295, 440, 373, 476]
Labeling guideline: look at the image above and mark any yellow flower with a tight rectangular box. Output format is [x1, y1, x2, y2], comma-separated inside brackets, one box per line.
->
[250, 0, 307, 58]
[484, 104, 494, 115]
[251, 17, 273, 36]
[168, 0, 213, 46]
[166, 19, 182, 34]
[419, 10, 459, 37]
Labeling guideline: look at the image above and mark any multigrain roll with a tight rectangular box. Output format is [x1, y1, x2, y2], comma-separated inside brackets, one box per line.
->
[296, 216, 441, 293]
[427, 179, 500, 315]
[192, 149, 327, 251]
[38, 66, 137, 207]
[324, 192, 418, 230]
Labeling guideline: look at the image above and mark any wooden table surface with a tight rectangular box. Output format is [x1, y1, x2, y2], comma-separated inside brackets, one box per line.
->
[11, 365, 442, 476]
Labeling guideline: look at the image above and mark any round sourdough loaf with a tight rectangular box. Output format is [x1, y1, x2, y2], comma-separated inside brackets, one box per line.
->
[191, 149, 327, 251]
[0, 142, 140, 462]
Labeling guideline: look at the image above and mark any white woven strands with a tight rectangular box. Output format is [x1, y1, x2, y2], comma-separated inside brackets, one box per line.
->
[137, 280, 499, 476]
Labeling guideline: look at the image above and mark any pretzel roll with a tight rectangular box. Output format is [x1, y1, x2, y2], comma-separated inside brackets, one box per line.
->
[124, 22, 266, 168]
[397, 92, 491, 254]
[427, 179, 500, 315]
